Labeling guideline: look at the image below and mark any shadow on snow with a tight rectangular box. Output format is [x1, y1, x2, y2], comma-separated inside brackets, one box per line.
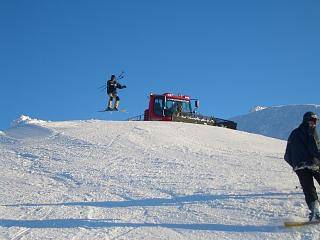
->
[4, 192, 301, 209]
[0, 219, 280, 233]
[1, 192, 299, 232]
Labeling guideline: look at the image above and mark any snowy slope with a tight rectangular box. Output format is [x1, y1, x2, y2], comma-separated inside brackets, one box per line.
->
[231, 104, 320, 140]
[0, 116, 319, 239]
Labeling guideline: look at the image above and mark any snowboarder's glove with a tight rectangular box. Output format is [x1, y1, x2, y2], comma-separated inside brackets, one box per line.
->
[122, 85, 127, 88]
[313, 157, 320, 165]
[308, 164, 320, 172]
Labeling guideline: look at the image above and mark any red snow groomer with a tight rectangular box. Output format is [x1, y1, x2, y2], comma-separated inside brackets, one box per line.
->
[130, 92, 237, 130]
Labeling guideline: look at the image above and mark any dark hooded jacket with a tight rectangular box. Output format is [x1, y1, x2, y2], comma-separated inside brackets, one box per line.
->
[107, 80, 126, 94]
[284, 122, 320, 170]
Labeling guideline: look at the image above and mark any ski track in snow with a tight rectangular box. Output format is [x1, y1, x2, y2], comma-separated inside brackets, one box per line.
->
[0, 119, 320, 239]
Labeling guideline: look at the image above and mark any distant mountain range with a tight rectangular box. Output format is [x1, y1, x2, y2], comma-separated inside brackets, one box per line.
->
[231, 104, 320, 140]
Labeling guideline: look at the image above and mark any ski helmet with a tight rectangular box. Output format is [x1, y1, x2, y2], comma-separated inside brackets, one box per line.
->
[111, 74, 116, 81]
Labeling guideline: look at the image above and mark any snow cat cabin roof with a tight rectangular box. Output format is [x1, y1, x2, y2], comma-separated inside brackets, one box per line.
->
[150, 93, 190, 101]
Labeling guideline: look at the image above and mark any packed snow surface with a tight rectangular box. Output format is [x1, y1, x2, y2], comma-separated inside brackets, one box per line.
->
[0, 116, 319, 239]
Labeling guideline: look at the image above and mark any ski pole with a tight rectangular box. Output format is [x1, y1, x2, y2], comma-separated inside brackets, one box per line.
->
[98, 84, 106, 89]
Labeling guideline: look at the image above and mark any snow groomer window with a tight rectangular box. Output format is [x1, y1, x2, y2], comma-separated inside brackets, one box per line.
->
[154, 97, 164, 116]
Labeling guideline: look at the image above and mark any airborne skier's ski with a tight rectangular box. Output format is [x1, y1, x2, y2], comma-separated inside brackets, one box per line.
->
[98, 108, 127, 113]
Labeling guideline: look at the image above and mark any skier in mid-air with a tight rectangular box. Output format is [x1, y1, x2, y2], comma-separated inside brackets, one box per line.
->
[284, 111, 320, 221]
[106, 74, 126, 111]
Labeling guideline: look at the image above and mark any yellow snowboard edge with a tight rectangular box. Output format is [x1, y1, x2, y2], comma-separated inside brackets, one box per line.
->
[284, 221, 308, 227]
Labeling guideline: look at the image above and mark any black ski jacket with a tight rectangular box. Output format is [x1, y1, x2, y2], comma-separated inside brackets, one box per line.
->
[284, 122, 320, 170]
[107, 80, 126, 94]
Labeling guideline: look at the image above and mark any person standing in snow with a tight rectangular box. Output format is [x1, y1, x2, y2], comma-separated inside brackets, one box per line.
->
[284, 111, 320, 221]
[106, 74, 126, 111]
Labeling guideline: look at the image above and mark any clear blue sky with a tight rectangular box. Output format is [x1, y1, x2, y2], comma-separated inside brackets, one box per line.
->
[1, 0, 319, 130]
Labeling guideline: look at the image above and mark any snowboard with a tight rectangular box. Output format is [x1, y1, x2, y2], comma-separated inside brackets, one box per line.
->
[284, 216, 320, 227]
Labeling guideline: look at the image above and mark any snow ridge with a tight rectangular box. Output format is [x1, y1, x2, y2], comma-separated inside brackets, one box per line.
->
[11, 115, 48, 128]
[2, 115, 53, 141]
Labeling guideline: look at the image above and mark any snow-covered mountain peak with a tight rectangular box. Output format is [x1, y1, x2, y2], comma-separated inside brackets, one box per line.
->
[250, 106, 269, 112]
[232, 104, 320, 140]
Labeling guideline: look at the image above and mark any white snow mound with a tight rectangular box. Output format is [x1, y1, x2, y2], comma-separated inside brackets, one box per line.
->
[4, 116, 52, 140]
[11, 115, 48, 128]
